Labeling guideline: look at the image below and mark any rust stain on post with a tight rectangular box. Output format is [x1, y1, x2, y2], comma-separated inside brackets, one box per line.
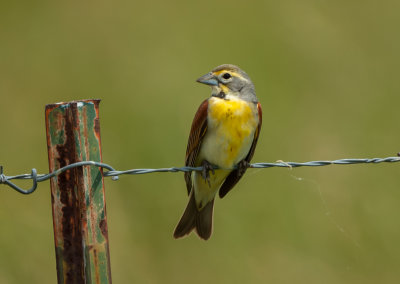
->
[45, 99, 112, 284]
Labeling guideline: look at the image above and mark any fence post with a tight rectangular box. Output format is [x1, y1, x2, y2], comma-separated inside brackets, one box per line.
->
[45, 99, 112, 284]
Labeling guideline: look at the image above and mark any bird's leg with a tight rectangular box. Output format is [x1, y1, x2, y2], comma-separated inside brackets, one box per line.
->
[201, 160, 215, 187]
[237, 160, 250, 177]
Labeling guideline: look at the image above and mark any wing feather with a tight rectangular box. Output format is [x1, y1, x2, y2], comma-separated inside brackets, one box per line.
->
[184, 99, 209, 194]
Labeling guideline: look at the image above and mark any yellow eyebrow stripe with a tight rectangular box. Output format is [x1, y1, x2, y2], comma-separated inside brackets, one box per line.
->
[213, 70, 242, 78]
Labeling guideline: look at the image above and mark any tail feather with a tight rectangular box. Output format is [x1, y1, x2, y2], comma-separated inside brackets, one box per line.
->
[174, 192, 197, 238]
[174, 192, 214, 240]
[195, 199, 214, 240]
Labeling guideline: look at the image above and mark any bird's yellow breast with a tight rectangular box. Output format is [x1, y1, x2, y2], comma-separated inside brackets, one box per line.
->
[208, 97, 255, 129]
[204, 96, 258, 168]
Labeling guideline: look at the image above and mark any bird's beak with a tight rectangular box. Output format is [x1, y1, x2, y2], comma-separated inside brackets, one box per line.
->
[196, 72, 218, 86]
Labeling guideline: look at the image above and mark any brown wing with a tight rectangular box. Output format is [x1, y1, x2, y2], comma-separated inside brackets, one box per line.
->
[184, 99, 209, 195]
[219, 102, 262, 198]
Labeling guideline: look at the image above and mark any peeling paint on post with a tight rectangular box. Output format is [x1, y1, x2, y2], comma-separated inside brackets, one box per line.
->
[45, 99, 112, 284]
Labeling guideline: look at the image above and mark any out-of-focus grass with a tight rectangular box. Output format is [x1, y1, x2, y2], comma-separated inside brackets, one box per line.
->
[1, 0, 400, 283]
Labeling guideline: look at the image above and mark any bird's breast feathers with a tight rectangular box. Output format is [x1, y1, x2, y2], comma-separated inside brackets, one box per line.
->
[199, 96, 259, 168]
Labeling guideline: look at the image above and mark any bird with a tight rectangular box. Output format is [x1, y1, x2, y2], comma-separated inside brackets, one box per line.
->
[173, 64, 262, 240]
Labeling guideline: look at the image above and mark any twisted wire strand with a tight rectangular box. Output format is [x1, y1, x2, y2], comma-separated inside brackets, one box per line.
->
[1, 156, 400, 194]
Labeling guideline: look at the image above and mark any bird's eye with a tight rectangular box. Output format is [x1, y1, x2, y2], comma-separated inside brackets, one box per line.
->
[222, 73, 231, 80]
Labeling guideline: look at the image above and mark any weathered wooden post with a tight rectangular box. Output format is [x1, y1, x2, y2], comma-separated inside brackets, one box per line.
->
[45, 99, 112, 284]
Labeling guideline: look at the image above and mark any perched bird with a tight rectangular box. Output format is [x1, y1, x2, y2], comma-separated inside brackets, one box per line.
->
[173, 64, 262, 240]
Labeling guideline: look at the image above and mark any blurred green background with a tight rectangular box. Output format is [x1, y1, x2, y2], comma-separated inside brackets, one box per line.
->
[1, 0, 400, 283]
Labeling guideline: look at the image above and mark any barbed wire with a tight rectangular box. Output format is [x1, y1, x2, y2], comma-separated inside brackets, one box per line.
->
[1, 156, 400, 195]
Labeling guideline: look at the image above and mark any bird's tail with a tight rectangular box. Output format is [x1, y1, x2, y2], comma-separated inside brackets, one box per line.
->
[173, 192, 214, 240]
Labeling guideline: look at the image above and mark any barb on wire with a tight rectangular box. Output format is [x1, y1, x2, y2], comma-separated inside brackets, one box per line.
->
[1, 156, 400, 195]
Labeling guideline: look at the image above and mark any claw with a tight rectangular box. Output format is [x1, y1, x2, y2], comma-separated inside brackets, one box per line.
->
[237, 160, 250, 177]
[201, 160, 215, 187]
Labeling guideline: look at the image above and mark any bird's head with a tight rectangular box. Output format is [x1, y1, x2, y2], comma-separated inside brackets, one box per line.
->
[196, 64, 257, 102]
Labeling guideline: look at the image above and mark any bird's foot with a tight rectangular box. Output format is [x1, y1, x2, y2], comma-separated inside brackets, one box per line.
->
[237, 160, 250, 177]
[201, 160, 215, 187]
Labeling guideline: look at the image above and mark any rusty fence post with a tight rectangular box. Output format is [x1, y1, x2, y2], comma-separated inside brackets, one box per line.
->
[45, 99, 112, 284]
